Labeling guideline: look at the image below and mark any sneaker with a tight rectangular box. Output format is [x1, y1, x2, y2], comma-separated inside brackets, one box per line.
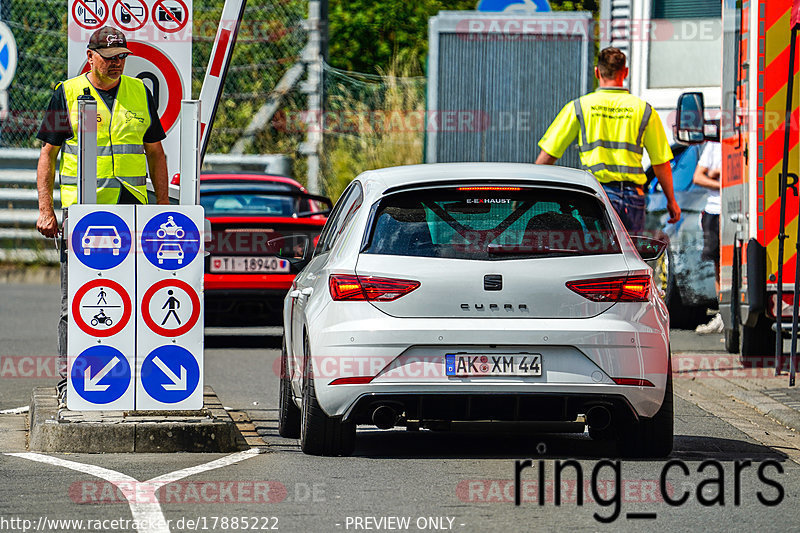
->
[56, 378, 67, 409]
[696, 313, 724, 334]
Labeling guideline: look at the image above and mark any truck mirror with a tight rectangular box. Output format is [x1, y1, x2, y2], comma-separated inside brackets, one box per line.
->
[675, 92, 706, 144]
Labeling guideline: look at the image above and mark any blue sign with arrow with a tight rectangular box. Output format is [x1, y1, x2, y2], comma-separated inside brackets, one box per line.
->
[140, 211, 201, 270]
[140, 345, 200, 403]
[71, 345, 131, 404]
[71, 211, 132, 270]
[477, 0, 551, 12]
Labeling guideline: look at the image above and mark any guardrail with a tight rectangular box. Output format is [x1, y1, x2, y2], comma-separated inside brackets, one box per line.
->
[0, 149, 292, 264]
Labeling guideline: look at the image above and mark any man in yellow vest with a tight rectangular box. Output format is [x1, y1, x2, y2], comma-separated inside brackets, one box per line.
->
[536, 47, 680, 234]
[34, 27, 169, 406]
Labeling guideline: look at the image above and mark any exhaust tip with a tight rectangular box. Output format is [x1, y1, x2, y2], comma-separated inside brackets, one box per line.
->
[586, 405, 612, 431]
[371, 405, 398, 430]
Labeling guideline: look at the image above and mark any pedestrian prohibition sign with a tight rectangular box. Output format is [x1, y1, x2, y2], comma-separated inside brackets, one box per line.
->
[71, 279, 132, 337]
[71, 345, 132, 404]
[141, 279, 200, 336]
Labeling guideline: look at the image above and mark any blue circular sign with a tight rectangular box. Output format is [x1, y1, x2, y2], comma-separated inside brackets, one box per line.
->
[141, 211, 200, 270]
[71, 211, 132, 270]
[71, 346, 131, 404]
[141, 345, 200, 403]
[477, 0, 551, 11]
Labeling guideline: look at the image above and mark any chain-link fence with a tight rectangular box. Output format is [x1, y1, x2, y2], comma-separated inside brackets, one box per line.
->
[0, 1, 430, 200]
[0, 0, 308, 157]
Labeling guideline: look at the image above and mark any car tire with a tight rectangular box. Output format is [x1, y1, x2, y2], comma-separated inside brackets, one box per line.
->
[724, 326, 740, 354]
[300, 335, 356, 456]
[741, 315, 776, 368]
[617, 365, 673, 458]
[278, 340, 301, 439]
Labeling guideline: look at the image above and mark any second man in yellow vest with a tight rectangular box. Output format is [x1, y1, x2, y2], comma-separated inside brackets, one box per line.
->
[536, 47, 680, 234]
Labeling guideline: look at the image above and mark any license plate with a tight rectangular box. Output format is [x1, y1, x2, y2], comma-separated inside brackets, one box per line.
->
[445, 354, 542, 377]
[210, 256, 290, 273]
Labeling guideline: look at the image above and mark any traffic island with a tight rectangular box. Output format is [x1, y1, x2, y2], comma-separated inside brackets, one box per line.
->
[28, 386, 250, 453]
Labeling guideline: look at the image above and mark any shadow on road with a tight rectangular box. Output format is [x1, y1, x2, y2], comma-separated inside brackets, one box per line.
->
[249, 409, 787, 461]
[205, 334, 282, 349]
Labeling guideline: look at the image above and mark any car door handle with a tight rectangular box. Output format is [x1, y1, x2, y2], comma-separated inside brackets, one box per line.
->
[301, 287, 314, 297]
[289, 290, 301, 298]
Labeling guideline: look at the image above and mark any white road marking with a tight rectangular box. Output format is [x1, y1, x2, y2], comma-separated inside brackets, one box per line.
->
[0, 406, 29, 414]
[4, 448, 262, 533]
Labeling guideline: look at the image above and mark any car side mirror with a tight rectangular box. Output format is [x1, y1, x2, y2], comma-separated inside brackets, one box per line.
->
[630, 235, 667, 261]
[675, 92, 706, 144]
[269, 235, 313, 271]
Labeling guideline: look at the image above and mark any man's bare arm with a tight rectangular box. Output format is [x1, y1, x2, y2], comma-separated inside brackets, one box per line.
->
[693, 164, 721, 191]
[144, 141, 169, 205]
[535, 150, 558, 165]
[653, 161, 681, 224]
[36, 142, 61, 238]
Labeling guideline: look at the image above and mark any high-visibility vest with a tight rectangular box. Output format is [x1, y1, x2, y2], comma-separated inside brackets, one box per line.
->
[538, 88, 672, 185]
[59, 74, 151, 207]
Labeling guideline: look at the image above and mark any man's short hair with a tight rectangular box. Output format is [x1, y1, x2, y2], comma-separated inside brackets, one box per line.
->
[597, 47, 627, 79]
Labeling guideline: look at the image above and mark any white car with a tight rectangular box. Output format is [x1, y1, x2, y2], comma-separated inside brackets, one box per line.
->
[82, 226, 121, 256]
[279, 163, 671, 457]
[157, 243, 184, 264]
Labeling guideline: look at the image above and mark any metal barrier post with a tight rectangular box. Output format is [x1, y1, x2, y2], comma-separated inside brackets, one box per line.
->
[179, 100, 201, 205]
[76, 95, 97, 204]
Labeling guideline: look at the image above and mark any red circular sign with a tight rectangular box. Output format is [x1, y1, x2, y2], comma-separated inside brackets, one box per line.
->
[112, 0, 148, 31]
[72, 279, 132, 337]
[141, 279, 200, 337]
[72, 0, 109, 30]
[152, 0, 188, 33]
[80, 41, 183, 132]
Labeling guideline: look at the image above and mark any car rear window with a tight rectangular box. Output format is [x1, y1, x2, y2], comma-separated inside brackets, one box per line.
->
[200, 193, 302, 217]
[363, 186, 621, 260]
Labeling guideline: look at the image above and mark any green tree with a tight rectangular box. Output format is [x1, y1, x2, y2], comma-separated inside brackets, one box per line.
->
[329, 0, 599, 75]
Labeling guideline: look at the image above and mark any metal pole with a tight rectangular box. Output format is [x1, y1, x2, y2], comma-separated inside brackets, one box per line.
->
[790, 25, 800, 387]
[301, 0, 323, 194]
[76, 96, 97, 204]
[179, 100, 201, 206]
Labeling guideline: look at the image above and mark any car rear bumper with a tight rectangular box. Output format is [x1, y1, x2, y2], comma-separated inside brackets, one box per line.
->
[299, 300, 670, 420]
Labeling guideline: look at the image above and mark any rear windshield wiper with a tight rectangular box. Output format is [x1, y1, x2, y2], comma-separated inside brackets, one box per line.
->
[487, 244, 581, 255]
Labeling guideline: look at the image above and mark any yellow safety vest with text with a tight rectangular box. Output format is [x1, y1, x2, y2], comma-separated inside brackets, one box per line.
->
[538, 88, 673, 185]
[59, 74, 151, 207]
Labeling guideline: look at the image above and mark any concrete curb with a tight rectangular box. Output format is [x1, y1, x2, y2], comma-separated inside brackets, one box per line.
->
[29, 386, 250, 453]
[725, 387, 800, 433]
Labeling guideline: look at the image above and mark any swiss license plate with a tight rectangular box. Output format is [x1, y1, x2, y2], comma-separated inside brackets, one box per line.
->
[445, 354, 542, 377]
[210, 256, 290, 273]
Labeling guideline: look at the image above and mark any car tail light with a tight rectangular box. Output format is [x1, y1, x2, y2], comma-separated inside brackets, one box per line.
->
[329, 376, 374, 385]
[457, 186, 522, 191]
[612, 377, 655, 387]
[566, 275, 650, 302]
[329, 274, 420, 301]
[171, 173, 180, 185]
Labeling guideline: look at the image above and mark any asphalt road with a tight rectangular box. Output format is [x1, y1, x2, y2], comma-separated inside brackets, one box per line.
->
[0, 282, 798, 533]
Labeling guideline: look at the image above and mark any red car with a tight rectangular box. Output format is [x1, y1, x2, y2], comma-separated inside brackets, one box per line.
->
[199, 174, 332, 326]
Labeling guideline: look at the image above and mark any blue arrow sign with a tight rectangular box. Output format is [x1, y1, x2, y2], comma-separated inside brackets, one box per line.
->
[140, 345, 200, 403]
[477, 0, 551, 12]
[71, 211, 132, 270]
[71, 346, 131, 404]
[141, 211, 201, 270]
[0, 22, 17, 91]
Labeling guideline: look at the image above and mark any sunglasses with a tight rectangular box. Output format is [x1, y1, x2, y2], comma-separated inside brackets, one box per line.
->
[96, 52, 130, 61]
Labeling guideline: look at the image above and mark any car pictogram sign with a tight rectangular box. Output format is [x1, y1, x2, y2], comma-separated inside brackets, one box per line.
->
[70, 210, 132, 271]
[140, 210, 200, 269]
